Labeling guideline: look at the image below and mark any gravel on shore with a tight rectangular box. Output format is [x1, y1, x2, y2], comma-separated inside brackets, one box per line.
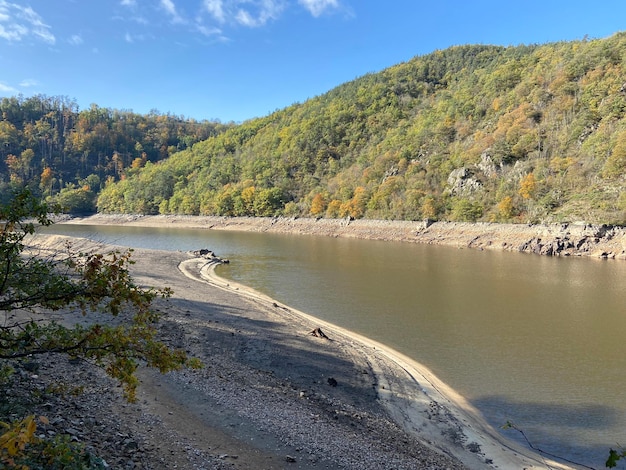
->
[16, 235, 473, 469]
[12, 233, 580, 469]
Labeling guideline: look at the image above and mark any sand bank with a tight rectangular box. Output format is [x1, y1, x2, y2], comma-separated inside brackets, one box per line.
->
[188, 255, 575, 470]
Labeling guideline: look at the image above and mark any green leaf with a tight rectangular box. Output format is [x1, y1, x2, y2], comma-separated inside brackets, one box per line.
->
[606, 448, 625, 468]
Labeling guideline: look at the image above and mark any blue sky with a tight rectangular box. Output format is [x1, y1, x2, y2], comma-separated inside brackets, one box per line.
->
[1, 1, 625, 123]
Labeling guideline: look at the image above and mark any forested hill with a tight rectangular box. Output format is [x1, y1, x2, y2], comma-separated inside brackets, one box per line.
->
[0, 96, 234, 213]
[10, 33, 626, 224]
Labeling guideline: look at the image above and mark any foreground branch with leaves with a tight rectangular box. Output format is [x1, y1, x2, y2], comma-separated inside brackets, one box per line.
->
[0, 187, 201, 467]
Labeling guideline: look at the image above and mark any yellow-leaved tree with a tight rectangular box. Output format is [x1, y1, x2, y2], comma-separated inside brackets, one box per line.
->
[310, 193, 327, 216]
[518, 172, 537, 200]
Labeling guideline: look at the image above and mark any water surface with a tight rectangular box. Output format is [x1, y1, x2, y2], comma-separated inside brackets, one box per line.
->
[43, 224, 626, 468]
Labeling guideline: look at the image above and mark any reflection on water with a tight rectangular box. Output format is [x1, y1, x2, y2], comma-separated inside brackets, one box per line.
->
[42, 223, 626, 467]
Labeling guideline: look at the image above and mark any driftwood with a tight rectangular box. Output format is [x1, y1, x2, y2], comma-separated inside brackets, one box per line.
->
[309, 327, 330, 340]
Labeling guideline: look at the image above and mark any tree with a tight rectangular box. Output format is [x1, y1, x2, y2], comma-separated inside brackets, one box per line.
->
[451, 198, 483, 222]
[253, 187, 285, 217]
[51, 183, 97, 214]
[39, 167, 54, 197]
[518, 173, 537, 200]
[0, 120, 18, 158]
[239, 185, 256, 215]
[0, 187, 200, 465]
[602, 129, 626, 178]
[325, 199, 342, 218]
[339, 186, 368, 219]
[1, 187, 199, 397]
[421, 196, 438, 220]
[497, 195, 516, 220]
[606, 448, 626, 468]
[310, 193, 327, 216]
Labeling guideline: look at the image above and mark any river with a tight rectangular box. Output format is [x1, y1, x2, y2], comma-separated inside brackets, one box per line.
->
[42, 223, 626, 468]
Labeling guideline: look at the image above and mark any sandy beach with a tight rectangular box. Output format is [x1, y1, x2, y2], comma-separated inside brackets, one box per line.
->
[26, 217, 592, 468]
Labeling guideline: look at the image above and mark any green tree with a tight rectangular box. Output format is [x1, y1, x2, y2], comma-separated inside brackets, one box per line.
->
[0, 120, 19, 158]
[0, 188, 201, 465]
[607, 449, 626, 468]
[451, 198, 483, 222]
[51, 183, 97, 215]
[253, 187, 285, 217]
[0, 188, 199, 397]
[602, 129, 626, 178]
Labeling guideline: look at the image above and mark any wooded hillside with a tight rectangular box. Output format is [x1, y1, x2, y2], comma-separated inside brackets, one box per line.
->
[6, 33, 626, 224]
[0, 95, 233, 213]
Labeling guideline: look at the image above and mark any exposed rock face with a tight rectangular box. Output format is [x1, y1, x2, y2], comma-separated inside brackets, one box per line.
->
[477, 152, 499, 178]
[514, 224, 626, 258]
[446, 167, 483, 195]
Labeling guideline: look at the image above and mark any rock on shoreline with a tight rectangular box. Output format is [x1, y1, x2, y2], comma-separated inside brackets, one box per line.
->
[63, 214, 626, 260]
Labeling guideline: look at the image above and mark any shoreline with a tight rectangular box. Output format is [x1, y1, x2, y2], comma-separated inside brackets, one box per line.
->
[28, 234, 478, 468]
[62, 214, 626, 259]
[193, 257, 572, 470]
[42, 218, 592, 468]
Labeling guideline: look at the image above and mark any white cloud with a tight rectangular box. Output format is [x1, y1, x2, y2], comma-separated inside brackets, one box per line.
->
[234, 8, 255, 27]
[160, 0, 184, 23]
[203, 0, 225, 23]
[298, 0, 338, 17]
[0, 1, 55, 44]
[199, 0, 339, 30]
[17, 5, 55, 43]
[196, 22, 222, 37]
[234, 0, 285, 28]
[114, 12, 149, 25]
[19, 78, 38, 87]
[117, 0, 148, 23]
[124, 32, 150, 43]
[0, 82, 17, 93]
[120, 0, 342, 42]
[0, 23, 24, 41]
[68, 34, 83, 45]
[160, 0, 176, 16]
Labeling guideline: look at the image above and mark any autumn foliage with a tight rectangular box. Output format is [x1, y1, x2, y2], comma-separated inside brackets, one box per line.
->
[88, 33, 626, 224]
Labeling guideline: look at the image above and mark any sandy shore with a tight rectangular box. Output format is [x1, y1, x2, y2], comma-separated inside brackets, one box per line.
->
[193, 257, 574, 469]
[27, 225, 584, 469]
